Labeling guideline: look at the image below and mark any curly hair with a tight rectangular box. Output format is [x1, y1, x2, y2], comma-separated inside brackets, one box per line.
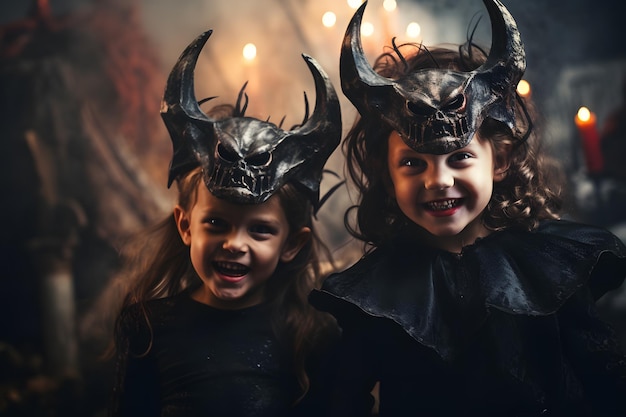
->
[343, 42, 563, 248]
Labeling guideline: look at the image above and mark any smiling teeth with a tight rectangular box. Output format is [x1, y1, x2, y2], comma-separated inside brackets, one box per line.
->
[215, 262, 248, 273]
[427, 199, 459, 211]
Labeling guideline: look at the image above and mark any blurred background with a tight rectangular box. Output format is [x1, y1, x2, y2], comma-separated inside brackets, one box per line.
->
[0, 0, 624, 415]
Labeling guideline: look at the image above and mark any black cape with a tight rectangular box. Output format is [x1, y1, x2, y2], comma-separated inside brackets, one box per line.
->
[310, 220, 626, 416]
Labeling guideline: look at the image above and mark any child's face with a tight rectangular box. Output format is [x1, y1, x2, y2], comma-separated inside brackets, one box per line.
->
[174, 184, 308, 309]
[387, 131, 504, 251]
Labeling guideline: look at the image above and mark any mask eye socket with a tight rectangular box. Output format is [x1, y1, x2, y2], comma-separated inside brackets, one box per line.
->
[442, 94, 466, 112]
[406, 100, 433, 117]
[217, 143, 238, 163]
[245, 152, 272, 167]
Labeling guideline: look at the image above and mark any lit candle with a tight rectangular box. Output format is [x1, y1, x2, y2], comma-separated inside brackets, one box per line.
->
[574, 106, 603, 174]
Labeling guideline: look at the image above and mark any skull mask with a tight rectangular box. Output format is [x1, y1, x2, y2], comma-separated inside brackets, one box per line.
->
[161, 30, 341, 206]
[341, 0, 526, 154]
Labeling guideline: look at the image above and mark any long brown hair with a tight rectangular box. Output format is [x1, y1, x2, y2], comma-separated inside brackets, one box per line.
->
[344, 42, 563, 248]
[113, 104, 338, 399]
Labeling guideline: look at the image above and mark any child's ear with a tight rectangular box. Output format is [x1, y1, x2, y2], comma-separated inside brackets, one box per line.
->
[493, 143, 512, 182]
[174, 205, 192, 246]
[280, 227, 311, 263]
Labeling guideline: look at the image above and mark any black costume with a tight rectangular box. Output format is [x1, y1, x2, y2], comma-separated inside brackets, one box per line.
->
[112, 291, 304, 417]
[310, 220, 626, 416]
[107, 26, 341, 417]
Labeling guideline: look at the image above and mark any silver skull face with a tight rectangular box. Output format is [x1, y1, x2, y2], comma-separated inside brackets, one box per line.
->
[341, 0, 526, 154]
[208, 118, 300, 203]
[161, 30, 341, 205]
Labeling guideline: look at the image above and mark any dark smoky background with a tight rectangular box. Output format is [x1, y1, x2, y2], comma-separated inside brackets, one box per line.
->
[0, 0, 624, 416]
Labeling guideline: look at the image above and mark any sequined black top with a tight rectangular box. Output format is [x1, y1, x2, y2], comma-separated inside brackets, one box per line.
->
[310, 220, 626, 417]
[111, 293, 302, 417]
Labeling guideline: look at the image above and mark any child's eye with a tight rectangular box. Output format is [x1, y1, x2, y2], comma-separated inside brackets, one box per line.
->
[400, 158, 425, 169]
[249, 224, 277, 236]
[204, 218, 228, 231]
[448, 152, 472, 164]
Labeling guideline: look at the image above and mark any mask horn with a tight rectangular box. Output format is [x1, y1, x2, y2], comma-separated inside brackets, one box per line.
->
[291, 54, 341, 139]
[161, 30, 216, 187]
[477, 0, 526, 86]
[340, 1, 394, 116]
[289, 54, 342, 203]
[340, 0, 525, 115]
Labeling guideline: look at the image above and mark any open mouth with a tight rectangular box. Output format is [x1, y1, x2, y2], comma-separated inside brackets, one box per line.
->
[213, 261, 250, 278]
[424, 198, 463, 212]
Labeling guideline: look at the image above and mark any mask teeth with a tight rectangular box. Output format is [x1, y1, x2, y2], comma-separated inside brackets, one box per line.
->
[215, 165, 227, 187]
[243, 173, 255, 193]
[212, 165, 223, 185]
[212, 165, 230, 187]
[461, 118, 469, 135]
[418, 114, 469, 141]
[254, 175, 271, 196]
[428, 117, 450, 138]
[453, 116, 468, 137]
[212, 164, 273, 199]
[215, 165, 236, 189]
[213, 164, 254, 195]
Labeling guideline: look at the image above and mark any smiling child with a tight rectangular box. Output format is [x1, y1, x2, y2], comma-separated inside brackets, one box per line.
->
[310, 1, 626, 416]
[110, 30, 341, 417]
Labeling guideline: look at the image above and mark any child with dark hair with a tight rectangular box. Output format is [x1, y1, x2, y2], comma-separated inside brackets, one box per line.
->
[110, 30, 341, 417]
[310, 1, 626, 416]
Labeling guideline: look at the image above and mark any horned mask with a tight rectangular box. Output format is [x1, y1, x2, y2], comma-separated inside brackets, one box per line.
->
[161, 30, 341, 206]
[341, 0, 526, 154]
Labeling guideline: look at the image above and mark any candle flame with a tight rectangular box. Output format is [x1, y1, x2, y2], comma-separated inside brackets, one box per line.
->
[577, 106, 592, 123]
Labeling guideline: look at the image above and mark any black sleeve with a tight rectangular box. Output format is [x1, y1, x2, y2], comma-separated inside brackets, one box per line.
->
[558, 286, 626, 417]
[320, 314, 379, 417]
[109, 305, 160, 417]
[292, 333, 337, 417]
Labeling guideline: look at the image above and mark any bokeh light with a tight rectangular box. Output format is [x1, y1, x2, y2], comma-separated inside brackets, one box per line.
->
[383, 0, 397, 12]
[361, 21, 374, 37]
[517, 79, 531, 97]
[406, 22, 421, 38]
[322, 11, 336, 28]
[242, 43, 257, 61]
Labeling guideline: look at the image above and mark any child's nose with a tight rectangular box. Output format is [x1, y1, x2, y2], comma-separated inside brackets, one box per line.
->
[222, 229, 248, 253]
[424, 166, 454, 190]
